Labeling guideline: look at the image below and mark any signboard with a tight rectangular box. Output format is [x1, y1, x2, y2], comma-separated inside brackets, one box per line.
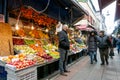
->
[0, 14, 4, 22]
[78, 0, 88, 2]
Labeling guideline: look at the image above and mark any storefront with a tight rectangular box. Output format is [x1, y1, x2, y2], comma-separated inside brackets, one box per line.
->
[0, 0, 87, 80]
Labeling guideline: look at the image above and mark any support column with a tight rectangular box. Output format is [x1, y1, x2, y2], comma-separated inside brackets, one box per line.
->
[4, 0, 8, 23]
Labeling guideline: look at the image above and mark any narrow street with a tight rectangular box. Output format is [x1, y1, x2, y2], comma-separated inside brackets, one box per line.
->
[51, 50, 120, 80]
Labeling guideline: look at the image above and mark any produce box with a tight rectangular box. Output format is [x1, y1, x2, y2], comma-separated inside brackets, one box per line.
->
[0, 60, 6, 67]
[0, 71, 7, 80]
[5, 65, 37, 80]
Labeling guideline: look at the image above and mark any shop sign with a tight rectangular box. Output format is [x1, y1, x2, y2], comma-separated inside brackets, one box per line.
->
[78, 0, 88, 2]
[0, 14, 4, 22]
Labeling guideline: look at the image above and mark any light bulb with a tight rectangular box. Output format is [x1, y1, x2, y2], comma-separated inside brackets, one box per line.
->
[31, 25, 34, 30]
[15, 24, 19, 30]
[45, 29, 48, 32]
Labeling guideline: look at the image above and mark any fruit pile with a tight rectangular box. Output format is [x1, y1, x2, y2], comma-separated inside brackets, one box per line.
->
[29, 44, 46, 56]
[13, 38, 24, 45]
[14, 45, 36, 55]
[49, 51, 59, 59]
[34, 56, 44, 64]
[7, 60, 36, 70]
[41, 54, 53, 60]
[16, 28, 26, 37]
[24, 39, 35, 45]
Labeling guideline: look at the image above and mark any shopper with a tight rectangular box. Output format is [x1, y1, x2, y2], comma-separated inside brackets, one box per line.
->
[58, 24, 70, 76]
[109, 35, 116, 59]
[87, 31, 98, 64]
[116, 34, 120, 54]
[97, 31, 111, 65]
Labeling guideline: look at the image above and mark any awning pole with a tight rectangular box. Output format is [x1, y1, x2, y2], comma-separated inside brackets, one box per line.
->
[4, 0, 8, 23]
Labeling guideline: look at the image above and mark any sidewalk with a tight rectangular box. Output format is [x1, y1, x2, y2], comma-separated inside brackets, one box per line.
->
[51, 50, 120, 80]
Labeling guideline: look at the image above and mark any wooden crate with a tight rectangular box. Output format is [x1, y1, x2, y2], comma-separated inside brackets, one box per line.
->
[0, 22, 13, 56]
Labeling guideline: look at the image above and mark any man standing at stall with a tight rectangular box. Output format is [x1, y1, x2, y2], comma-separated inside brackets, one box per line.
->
[98, 31, 111, 65]
[58, 24, 70, 76]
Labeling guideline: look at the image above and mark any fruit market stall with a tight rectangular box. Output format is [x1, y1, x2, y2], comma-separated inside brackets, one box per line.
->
[0, 4, 87, 80]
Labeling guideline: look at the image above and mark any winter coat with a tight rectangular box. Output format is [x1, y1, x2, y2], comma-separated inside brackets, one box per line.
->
[87, 36, 98, 52]
[116, 38, 120, 49]
[58, 30, 70, 50]
[109, 37, 117, 48]
[97, 35, 111, 49]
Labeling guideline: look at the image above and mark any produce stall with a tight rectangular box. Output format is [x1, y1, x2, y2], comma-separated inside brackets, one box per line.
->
[0, 0, 87, 79]
[0, 20, 86, 80]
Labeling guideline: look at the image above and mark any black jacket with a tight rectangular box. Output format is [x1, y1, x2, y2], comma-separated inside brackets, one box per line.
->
[58, 30, 70, 50]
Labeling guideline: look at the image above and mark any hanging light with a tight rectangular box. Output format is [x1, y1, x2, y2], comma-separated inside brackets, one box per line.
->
[15, 12, 21, 30]
[31, 23, 34, 30]
[45, 29, 48, 32]
[15, 24, 19, 30]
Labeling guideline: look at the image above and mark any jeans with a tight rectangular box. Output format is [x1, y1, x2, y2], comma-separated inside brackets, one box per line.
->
[89, 51, 97, 63]
[58, 48, 68, 73]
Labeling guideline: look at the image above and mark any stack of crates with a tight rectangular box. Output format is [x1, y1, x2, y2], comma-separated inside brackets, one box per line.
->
[5, 65, 37, 80]
[0, 66, 7, 80]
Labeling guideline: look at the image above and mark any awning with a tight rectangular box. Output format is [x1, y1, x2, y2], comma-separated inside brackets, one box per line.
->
[115, 0, 120, 21]
[98, 0, 115, 11]
[7, 0, 86, 24]
[76, 25, 94, 31]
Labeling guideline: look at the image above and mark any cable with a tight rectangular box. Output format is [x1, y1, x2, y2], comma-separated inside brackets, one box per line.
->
[27, 0, 50, 13]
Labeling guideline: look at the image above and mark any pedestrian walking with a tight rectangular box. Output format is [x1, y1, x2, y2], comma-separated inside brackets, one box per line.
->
[109, 35, 116, 59]
[116, 34, 120, 54]
[87, 31, 98, 64]
[58, 24, 70, 76]
[97, 31, 111, 65]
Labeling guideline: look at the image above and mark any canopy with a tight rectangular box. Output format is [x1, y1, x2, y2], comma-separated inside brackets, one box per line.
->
[115, 0, 120, 21]
[98, 0, 115, 11]
[76, 25, 93, 31]
[7, 0, 86, 24]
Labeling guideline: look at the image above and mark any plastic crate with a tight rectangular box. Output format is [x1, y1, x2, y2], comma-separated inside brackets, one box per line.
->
[0, 66, 5, 73]
[0, 71, 7, 80]
[0, 60, 6, 67]
[5, 65, 37, 80]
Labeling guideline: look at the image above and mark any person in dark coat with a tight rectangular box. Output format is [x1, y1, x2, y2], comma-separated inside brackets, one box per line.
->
[87, 31, 98, 64]
[109, 35, 117, 59]
[116, 34, 120, 54]
[58, 24, 70, 76]
[97, 31, 111, 65]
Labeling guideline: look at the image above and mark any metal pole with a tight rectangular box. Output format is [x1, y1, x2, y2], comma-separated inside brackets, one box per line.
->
[4, 0, 8, 23]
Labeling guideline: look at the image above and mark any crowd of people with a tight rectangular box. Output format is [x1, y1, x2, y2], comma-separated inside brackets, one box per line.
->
[57, 24, 120, 76]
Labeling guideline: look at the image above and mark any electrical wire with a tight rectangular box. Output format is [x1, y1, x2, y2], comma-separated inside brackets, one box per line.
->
[27, 0, 50, 13]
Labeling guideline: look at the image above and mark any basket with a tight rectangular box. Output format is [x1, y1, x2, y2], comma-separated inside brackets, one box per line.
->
[5, 65, 37, 80]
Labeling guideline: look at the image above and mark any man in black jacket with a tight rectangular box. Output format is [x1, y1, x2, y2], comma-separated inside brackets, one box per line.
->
[98, 31, 111, 65]
[58, 24, 70, 76]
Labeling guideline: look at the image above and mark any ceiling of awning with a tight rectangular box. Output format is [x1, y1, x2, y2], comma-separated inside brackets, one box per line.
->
[115, 0, 120, 21]
[7, 0, 86, 24]
[98, 0, 115, 11]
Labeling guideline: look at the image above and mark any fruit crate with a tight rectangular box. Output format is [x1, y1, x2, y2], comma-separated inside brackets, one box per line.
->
[0, 60, 6, 67]
[0, 71, 7, 80]
[5, 65, 37, 80]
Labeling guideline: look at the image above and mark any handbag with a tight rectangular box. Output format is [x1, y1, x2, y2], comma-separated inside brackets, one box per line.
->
[109, 49, 114, 56]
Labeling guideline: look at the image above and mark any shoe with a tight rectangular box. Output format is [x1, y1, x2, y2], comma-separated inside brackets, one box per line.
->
[110, 56, 113, 59]
[106, 62, 109, 65]
[64, 70, 70, 73]
[60, 73, 67, 76]
[101, 63, 104, 65]
[91, 62, 93, 64]
[95, 59, 97, 62]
